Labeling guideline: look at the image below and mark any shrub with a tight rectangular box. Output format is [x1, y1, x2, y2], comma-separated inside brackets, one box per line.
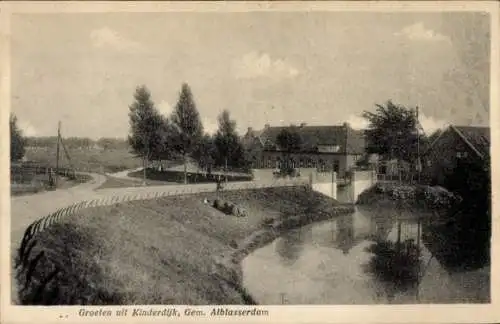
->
[237, 208, 248, 218]
[213, 199, 221, 209]
[224, 203, 235, 215]
[262, 216, 275, 227]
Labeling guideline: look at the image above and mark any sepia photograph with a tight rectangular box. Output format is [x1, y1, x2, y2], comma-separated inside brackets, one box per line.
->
[1, 1, 498, 323]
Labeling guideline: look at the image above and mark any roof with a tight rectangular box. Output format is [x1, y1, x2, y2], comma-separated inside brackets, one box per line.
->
[249, 124, 366, 154]
[424, 125, 490, 159]
[452, 125, 490, 158]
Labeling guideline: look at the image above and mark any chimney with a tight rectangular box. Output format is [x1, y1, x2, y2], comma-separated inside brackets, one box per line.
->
[300, 122, 307, 128]
[343, 122, 351, 129]
[264, 123, 270, 129]
[247, 127, 253, 134]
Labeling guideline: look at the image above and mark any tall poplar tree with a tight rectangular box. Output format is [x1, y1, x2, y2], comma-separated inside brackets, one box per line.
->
[170, 83, 204, 184]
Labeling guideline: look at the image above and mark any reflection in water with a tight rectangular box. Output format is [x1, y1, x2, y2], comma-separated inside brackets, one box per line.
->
[363, 239, 423, 297]
[242, 205, 490, 304]
[335, 213, 355, 254]
[421, 211, 490, 273]
[275, 226, 312, 265]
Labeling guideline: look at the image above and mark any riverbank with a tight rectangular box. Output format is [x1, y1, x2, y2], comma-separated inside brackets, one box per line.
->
[15, 185, 353, 305]
[356, 182, 462, 215]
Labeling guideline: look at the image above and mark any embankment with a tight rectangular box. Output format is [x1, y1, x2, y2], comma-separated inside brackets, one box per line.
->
[15, 184, 353, 305]
[356, 182, 462, 215]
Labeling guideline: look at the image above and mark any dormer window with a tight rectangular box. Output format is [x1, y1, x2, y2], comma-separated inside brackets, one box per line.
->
[456, 151, 468, 159]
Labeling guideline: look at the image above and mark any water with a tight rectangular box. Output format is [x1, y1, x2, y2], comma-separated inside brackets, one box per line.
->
[242, 204, 490, 304]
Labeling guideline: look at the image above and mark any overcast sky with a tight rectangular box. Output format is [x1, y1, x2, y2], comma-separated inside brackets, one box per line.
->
[10, 11, 490, 139]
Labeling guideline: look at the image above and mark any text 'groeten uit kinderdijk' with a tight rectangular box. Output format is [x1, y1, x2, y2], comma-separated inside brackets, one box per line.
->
[78, 307, 270, 318]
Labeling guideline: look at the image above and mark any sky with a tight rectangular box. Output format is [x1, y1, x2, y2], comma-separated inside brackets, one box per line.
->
[10, 11, 491, 139]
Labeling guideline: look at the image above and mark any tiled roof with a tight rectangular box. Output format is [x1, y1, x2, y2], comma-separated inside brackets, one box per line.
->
[256, 124, 366, 154]
[452, 125, 490, 158]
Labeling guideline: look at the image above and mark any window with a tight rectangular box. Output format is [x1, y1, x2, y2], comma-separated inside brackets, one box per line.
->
[318, 159, 325, 172]
[456, 151, 468, 158]
[333, 160, 340, 173]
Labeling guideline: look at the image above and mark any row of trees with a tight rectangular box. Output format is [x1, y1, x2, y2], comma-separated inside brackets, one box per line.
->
[25, 136, 130, 150]
[127, 83, 249, 184]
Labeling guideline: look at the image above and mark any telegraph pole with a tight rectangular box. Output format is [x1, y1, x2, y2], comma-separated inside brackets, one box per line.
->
[55, 121, 61, 187]
[416, 106, 421, 184]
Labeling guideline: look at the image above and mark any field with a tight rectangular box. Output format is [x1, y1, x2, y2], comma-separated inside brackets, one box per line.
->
[24, 147, 143, 174]
[10, 162, 89, 196]
[17, 186, 346, 305]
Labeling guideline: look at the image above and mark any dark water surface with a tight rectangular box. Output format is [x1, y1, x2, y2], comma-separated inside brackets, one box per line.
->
[242, 202, 490, 304]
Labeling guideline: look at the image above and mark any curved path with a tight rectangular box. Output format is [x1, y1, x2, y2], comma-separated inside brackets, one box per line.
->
[10, 173, 107, 304]
[10, 173, 107, 249]
[10, 172, 307, 304]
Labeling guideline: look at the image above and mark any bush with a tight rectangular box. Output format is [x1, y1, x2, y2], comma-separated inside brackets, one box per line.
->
[262, 216, 275, 227]
[237, 208, 248, 218]
[213, 199, 221, 209]
[224, 203, 235, 215]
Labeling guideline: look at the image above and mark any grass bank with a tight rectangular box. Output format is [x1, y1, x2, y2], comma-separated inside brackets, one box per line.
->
[356, 182, 461, 215]
[16, 186, 353, 305]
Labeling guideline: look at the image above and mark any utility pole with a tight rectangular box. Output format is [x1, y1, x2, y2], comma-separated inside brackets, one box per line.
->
[416, 106, 421, 184]
[143, 145, 149, 186]
[225, 157, 228, 185]
[55, 121, 61, 188]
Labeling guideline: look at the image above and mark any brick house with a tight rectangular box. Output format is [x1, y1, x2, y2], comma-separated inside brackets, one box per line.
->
[422, 125, 490, 185]
[242, 123, 365, 178]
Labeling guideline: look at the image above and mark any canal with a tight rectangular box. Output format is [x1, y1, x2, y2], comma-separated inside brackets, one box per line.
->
[241, 188, 490, 304]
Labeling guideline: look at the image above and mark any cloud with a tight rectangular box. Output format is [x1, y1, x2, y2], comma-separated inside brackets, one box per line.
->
[418, 112, 448, 134]
[202, 118, 218, 135]
[345, 112, 447, 135]
[157, 100, 173, 117]
[90, 27, 143, 52]
[394, 22, 450, 43]
[232, 51, 299, 80]
[18, 119, 38, 137]
[345, 114, 370, 130]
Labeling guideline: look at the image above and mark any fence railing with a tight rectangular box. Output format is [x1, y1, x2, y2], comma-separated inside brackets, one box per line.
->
[17, 176, 310, 264]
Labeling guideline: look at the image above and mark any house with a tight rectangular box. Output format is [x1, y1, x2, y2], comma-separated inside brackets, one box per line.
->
[242, 122, 366, 178]
[422, 125, 490, 185]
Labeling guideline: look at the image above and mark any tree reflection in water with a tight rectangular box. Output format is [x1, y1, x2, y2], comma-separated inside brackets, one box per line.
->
[335, 213, 355, 254]
[363, 236, 423, 295]
[275, 226, 311, 265]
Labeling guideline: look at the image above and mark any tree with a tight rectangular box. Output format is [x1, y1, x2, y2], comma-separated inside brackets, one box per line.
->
[192, 134, 216, 174]
[362, 100, 424, 179]
[276, 126, 302, 173]
[128, 85, 174, 182]
[10, 114, 26, 162]
[170, 83, 204, 184]
[213, 110, 248, 171]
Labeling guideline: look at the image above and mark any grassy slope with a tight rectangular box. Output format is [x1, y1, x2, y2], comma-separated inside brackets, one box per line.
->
[18, 186, 343, 305]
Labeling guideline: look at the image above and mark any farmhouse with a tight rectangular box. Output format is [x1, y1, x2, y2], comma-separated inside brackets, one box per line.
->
[242, 123, 365, 178]
[422, 125, 490, 185]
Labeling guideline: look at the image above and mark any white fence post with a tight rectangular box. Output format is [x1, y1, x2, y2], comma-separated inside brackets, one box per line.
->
[332, 171, 337, 200]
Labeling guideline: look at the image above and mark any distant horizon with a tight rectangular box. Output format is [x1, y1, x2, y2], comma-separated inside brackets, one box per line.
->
[11, 11, 490, 139]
